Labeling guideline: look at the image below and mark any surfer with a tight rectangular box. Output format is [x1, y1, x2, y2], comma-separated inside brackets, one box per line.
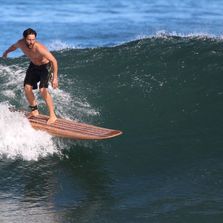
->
[2, 28, 58, 124]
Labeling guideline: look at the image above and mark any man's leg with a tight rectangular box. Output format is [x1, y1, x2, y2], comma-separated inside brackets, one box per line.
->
[24, 84, 39, 116]
[39, 88, 57, 124]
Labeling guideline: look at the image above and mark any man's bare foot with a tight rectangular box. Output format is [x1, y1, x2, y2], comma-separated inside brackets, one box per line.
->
[26, 110, 39, 119]
[31, 109, 39, 117]
[47, 115, 57, 125]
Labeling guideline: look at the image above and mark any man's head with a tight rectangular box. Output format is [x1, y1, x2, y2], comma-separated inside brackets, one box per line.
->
[23, 28, 37, 49]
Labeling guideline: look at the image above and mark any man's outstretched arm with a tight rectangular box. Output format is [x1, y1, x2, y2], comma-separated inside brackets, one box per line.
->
[2, 42, 19, 58]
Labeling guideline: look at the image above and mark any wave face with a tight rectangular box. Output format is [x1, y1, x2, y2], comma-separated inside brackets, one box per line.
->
[0, 36, 223, 222]
[55, 36, 223, 141]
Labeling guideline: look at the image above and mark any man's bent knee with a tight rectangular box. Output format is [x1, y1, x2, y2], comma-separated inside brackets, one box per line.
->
[24, 84, 33, 92]
[39, 88, 48, 97]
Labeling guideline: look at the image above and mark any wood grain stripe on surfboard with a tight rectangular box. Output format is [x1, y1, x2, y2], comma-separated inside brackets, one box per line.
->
[29, 115, 117, 135]
[27, 113, 122, 139]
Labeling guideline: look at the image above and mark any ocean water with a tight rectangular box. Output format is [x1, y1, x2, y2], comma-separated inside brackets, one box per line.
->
[1, 0, 223, 222]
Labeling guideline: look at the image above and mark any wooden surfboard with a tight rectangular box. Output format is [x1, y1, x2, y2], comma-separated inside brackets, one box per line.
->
[24, 112, 123, 140]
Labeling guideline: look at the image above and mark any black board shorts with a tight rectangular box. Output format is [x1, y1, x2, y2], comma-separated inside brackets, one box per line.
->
[24, 62, 51, 90]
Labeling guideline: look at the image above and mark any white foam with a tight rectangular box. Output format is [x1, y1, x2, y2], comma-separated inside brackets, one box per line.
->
[47, 84, 100, 122]
[134, 30, 222, 41]
[47, 40, 77, 51]
[0, 102, 58, 161]
[0, 64, 25, 100]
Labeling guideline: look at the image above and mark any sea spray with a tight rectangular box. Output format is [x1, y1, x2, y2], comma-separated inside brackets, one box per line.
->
[0, 103, 58, 161]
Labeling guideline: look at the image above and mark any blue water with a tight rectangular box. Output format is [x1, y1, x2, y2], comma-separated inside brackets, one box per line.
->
[1, 0, 223, 222]
[1, 0, 223, 56]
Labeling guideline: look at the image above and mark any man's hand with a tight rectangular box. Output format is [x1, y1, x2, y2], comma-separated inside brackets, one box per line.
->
[2, 43, 18, 59]
[51, 77, 58, 89]
[2, 51, 8, 59]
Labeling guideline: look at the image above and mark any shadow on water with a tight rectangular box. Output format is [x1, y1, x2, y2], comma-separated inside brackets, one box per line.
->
[0, 140, 115, 223]
[56, 142, 115, 222]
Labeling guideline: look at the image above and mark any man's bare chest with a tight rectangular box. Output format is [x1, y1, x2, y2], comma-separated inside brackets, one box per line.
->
[22, 48, 41, 58]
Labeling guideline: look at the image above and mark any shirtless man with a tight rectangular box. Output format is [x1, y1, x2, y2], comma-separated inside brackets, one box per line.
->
[2, 28, 58, 124]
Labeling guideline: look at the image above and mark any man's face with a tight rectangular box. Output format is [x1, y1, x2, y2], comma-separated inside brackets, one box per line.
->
[25, 34, 36, 49]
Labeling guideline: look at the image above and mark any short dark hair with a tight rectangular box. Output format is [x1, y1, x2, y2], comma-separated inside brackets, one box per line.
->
[23, 28, 37, 38]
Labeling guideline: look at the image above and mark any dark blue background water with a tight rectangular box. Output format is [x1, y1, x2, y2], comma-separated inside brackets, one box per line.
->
[0, 0, 223, 222]
[1, 0, 223, 55]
